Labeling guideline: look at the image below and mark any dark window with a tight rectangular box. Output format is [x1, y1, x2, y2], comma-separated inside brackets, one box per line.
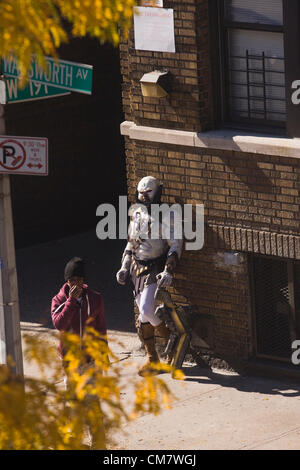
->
[251, 255, 300, 362]
[213, 0, 287, 130]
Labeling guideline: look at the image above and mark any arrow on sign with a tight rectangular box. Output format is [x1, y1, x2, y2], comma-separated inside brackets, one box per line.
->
[27, 163, 42, 169]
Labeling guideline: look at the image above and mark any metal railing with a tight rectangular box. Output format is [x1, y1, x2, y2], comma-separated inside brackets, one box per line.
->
[228, 50, 286, 123]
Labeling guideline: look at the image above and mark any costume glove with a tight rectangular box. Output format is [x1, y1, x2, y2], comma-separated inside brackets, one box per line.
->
[156, 270, 173, 288]
[116, 253, 132, 285]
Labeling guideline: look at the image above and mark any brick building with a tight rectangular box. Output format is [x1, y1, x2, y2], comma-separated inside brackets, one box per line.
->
[119, 0, 300, 375]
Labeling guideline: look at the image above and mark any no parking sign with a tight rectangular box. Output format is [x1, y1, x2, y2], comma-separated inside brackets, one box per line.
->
[0, 136, 48, 175]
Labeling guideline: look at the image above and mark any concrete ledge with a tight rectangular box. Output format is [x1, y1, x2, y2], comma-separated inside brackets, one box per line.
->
[121, 120, 300, 159]
[121, 121, 195, 147]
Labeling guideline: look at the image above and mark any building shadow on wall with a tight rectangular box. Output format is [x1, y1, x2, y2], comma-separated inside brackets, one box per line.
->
[216, 148, 274, 193]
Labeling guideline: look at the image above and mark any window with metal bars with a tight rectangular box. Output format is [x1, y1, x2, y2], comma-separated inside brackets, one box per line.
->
[213, 0, 286, 129]
[251, 255, 300, 362]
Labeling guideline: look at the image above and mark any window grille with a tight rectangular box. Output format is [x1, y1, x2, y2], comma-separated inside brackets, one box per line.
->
[251, 256, 300, 362]
[228, 46, 286, 122]
[223, 0, 286, 126]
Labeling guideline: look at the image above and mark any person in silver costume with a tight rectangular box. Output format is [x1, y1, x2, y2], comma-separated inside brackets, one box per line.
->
[116, 176, 183, 375]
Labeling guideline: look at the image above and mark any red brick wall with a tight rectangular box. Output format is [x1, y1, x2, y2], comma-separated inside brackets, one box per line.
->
[120, 0, 213, 132]
[173, 246, 250, 361]
[126, 141, 300, 238]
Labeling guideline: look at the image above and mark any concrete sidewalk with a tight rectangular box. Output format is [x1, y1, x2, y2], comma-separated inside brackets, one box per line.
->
[21, 322, 300, 451]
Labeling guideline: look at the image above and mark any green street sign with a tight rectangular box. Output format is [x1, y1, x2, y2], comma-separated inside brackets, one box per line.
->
[6, 77, 70, 103]
[2, 56, 93, 95]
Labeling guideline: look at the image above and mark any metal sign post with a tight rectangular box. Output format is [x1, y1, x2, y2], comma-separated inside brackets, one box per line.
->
[0, 104, 23, 377]
[0, 258, 6, 364]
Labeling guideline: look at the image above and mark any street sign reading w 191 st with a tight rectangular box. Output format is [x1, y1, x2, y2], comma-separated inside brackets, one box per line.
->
[6, 77, 70, 103]
[0, 136, 48, 176]
[2, 56, 93, 95]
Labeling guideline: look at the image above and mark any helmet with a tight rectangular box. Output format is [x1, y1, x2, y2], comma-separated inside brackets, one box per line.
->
[136, 176, 162, 206]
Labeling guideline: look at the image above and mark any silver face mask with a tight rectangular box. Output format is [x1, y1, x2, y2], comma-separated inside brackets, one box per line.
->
[137, 176, 162, 205]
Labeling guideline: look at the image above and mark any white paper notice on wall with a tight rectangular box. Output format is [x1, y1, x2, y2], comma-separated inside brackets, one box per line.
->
[134, 7, 175, 53]
[140, 0, 163, 6]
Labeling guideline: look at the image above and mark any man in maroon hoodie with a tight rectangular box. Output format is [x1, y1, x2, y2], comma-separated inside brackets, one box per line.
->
[51, 257, 107, 449]
[51, 257, 107, 359]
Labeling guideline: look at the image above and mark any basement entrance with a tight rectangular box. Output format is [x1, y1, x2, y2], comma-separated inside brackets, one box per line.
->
[251, 255, 300, 362]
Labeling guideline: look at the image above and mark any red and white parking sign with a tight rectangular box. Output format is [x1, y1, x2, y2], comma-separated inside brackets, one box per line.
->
[0, 136, 48, 176]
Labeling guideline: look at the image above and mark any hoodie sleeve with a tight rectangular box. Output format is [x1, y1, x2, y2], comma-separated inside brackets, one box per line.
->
[51, 293, 80, 332]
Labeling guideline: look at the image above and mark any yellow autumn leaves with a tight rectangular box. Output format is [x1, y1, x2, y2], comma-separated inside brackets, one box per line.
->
[0, 0, 137, 81]
[0, 327, 184, 450]
[57, 0, 136, 43]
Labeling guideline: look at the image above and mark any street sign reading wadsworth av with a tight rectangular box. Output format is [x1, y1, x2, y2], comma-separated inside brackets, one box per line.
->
[6, 77, 70, 103]
[2, 56, 93, 95]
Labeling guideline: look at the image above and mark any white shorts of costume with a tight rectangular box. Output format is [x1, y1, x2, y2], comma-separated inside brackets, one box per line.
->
[135, 283, 162, 327]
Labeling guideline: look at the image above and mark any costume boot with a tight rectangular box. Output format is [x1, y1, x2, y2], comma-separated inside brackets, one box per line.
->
[155, 322, 172, 365]
[155, 322, 170, 343]
[138, 322, 160, 376]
